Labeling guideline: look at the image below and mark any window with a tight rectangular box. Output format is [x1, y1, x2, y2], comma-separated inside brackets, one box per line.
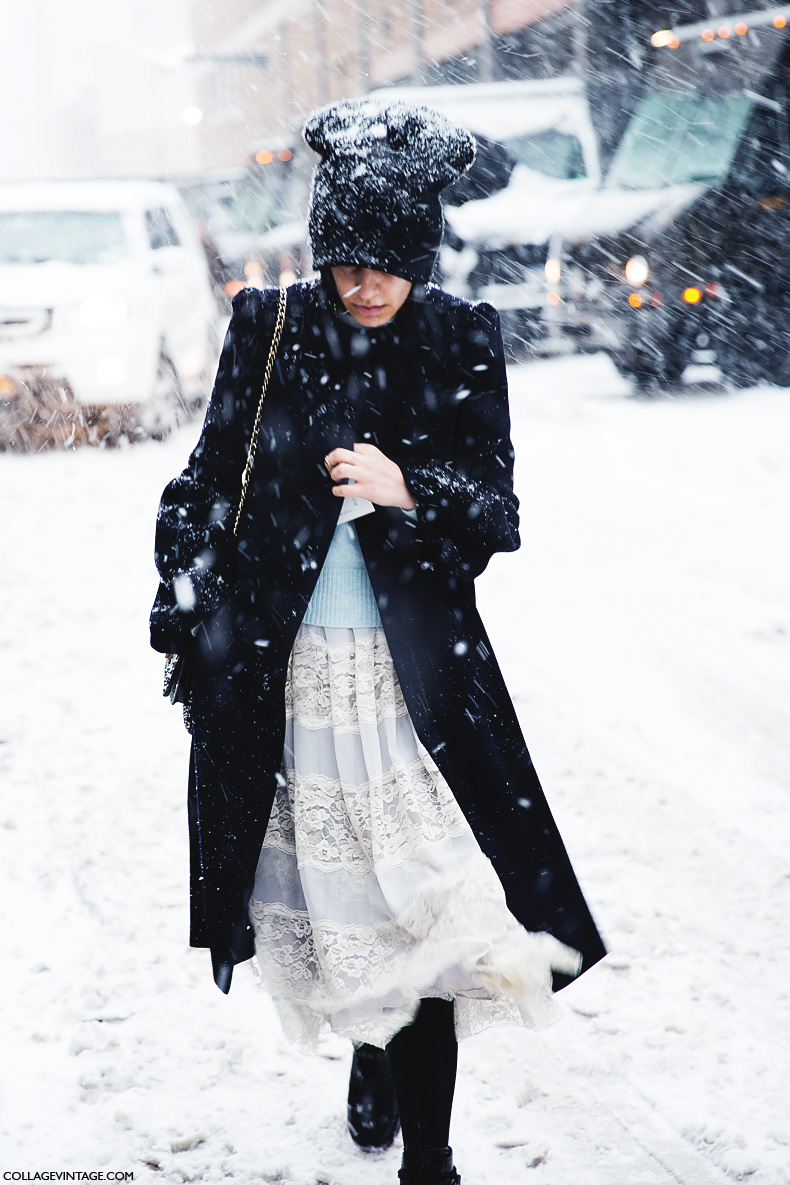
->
[505, 130, 587, 181]
[729, 95, 790, 193]
[208, 67, 238, 116]
[145, 208, 181, 250]
[605, 89, 754, 190]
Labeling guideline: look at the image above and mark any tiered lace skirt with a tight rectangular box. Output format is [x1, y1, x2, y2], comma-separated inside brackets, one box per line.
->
[249, 624, 580, 1048]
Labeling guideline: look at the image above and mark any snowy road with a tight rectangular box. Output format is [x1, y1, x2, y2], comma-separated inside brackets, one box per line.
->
[1, 354, 789, 1184]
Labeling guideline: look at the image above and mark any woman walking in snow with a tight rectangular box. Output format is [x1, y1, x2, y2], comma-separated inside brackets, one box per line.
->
[150, 99, 605, 1185]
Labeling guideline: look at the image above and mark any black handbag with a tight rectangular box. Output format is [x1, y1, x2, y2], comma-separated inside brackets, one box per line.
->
[163, 286, 288, 733]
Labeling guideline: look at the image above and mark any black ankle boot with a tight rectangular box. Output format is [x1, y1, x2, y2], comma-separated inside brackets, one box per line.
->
[347, 1043, 400, 1151]
[398, 1145, 460, 1184]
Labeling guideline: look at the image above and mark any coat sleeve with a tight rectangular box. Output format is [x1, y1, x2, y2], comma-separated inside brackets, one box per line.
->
[396, 300, 520, 582]
[149, 287, 273, 652]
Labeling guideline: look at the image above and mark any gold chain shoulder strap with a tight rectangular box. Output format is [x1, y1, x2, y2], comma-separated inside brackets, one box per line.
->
[233, 285, 288, 537]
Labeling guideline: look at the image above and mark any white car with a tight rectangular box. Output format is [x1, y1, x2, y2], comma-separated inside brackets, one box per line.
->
[371, 78, 601, 356]
[0, 179, 218, 446]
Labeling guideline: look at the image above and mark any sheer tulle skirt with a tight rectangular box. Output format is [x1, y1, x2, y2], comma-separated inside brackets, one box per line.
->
[249, 624, 580, 1048]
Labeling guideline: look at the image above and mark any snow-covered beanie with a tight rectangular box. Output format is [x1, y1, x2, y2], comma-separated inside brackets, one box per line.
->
[303, 98, 476, 284]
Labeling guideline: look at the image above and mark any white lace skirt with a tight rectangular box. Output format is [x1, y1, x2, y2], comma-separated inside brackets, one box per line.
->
[249, 624, 580, 1049]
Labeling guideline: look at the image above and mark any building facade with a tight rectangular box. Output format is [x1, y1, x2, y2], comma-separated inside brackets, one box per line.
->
[192, 0, 579, 168]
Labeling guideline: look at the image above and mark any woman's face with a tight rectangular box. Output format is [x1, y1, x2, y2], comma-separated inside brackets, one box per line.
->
[331, 266, 413, 327]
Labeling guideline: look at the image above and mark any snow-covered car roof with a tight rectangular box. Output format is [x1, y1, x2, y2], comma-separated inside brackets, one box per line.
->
[0, 179, 185, 212]
[369, 77, 592, 143]
[446, 174, 706, 248]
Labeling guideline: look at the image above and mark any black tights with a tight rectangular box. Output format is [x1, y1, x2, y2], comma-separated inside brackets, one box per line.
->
[386, 998, 458, 1150]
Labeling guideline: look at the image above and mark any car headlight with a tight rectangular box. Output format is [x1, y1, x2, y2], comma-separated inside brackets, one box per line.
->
[624, 256, 649, 287]
[78, 293, 130, 330]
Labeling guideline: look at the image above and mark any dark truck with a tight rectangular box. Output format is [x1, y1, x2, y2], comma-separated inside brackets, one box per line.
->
[548, 4, 790, 390]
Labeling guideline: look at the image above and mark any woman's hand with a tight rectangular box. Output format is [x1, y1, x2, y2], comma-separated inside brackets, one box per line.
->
[324, 443, 416, 510]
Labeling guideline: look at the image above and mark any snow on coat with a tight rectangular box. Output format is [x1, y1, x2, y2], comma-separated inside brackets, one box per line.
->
[150, 278, 606, 993]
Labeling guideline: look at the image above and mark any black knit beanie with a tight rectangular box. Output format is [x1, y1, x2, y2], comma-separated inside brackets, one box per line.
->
[303, 98, 476, 284]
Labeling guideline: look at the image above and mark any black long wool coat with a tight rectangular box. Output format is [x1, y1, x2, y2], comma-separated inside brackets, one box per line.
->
[150, 278, 606, 993]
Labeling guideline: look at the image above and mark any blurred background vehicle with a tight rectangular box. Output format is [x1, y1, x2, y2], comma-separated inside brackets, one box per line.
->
[369, 77, 601, 357]
[177, 141, 313, 303]
[545, 5, 790, 390]
[0, 179, 218, 448]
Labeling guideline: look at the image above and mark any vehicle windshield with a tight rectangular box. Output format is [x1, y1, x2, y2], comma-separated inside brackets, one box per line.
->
[503, 129, 587, 180]
[0, 210, 129, 265]
[229, 174, 304, 232]
[605, 89, 754, 190]
[186, 168, 308, 237]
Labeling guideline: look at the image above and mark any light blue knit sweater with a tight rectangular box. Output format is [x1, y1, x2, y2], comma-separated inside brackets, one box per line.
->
[302, 520, 381, 627]
[302, 510, 416, 628]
